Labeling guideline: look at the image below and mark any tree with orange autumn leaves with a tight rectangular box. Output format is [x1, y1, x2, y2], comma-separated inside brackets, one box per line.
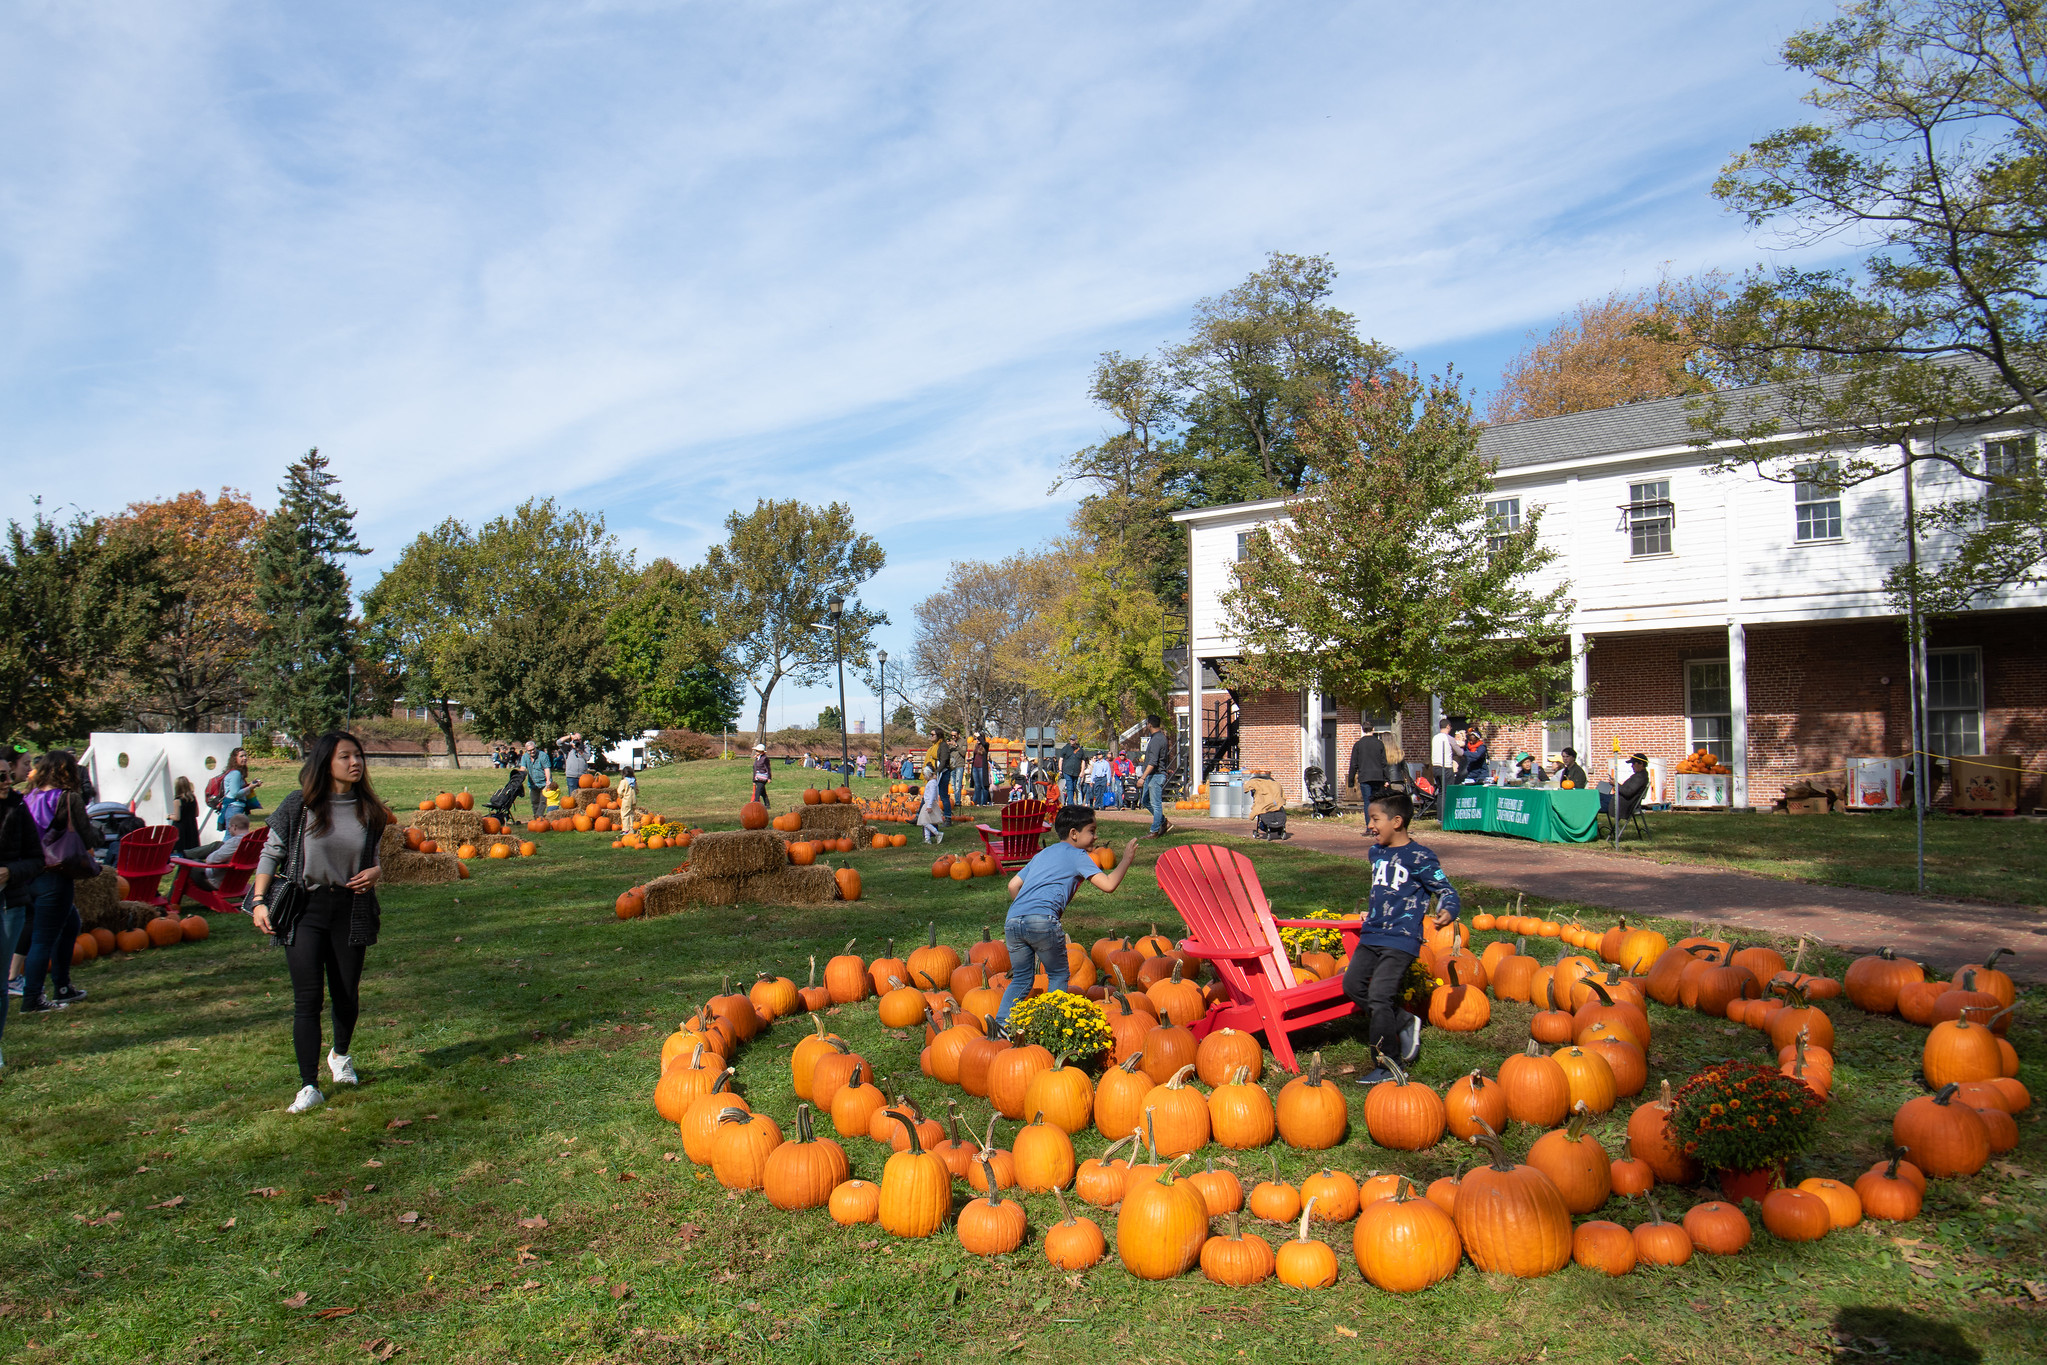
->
[106, 488, 268, 729]
[1487, 271, 1733, 426]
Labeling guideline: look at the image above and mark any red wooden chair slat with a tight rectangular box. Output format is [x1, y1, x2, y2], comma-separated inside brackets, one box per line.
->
[975, 798, 1053, 872]
[1153, 843, 1365, 1074]
[113, 825, 181, 907]
[165, 826, 270, 915]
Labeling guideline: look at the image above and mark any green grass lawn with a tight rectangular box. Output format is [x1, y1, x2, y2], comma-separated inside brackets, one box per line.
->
[0, 756, 2040, 1364]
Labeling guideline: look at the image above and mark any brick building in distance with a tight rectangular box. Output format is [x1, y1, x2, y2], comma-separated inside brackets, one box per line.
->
[1170, 385, 2046, 813]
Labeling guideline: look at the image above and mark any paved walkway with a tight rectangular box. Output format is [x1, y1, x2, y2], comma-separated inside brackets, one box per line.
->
[1100, 809, 2045, 979]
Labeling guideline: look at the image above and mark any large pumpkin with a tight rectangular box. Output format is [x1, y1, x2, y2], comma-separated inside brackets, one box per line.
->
[145, 915, 184, 948]
[877, 1112, 952, 1238]
[1115, 1163, 1209, 1279]
[1353, 1179, 1461, 1292]
[1454, 1132, 1573, 1278]
[1275, 1052, 1348, 1149]
[740, 801, 770, 830]
[1363, 1057, 1446, 1151]
[173, 914, 205, 942]
[1626, 1079, 1701, 1184]
[1892, 1083, 1991, 1177]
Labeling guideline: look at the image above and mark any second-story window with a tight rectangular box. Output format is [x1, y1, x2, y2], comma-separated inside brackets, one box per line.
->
[1627, 480, 1673, 557]
[1235, 531, 1252, 561]
[1484, 497, 1521, 554]
[1985, 436, 2036, 521]
[1794, 460, 1843, 541]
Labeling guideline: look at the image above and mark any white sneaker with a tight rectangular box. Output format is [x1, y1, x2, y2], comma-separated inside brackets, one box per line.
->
[328, 1051, 358, 1085]
[287, 1085, 326, 1113]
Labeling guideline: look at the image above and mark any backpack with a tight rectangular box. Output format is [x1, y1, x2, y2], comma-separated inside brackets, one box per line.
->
[204, 772, 228, 809]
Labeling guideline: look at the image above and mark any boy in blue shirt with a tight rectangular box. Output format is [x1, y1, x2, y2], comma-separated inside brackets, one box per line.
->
[993, 805, 1140, 1026]
[1342, 790, 1461, 1083]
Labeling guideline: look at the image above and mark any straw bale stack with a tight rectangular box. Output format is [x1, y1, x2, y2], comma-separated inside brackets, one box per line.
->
[76, 876, 169, 931]
[686, 830, 788, 879]
[407, 809, 494, 845]
[640, 862, 839, 915]
[378, 822, 462, 885]
[642, 868, 740, 914]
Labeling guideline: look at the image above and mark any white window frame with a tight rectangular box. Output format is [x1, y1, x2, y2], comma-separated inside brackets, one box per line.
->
[1793, 459, 1843, 542]
[1235, 531, 1252, 561]
[1925, 647, 1984, 758]
[1684, 657, 1732, 766]
[1984, 436, 2036, 521]
[1484, 497, 1522, 554]
[1627, 479, 1673, 558]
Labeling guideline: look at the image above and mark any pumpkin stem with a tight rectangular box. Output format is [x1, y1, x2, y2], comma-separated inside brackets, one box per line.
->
[1655, 1077, 1674, 1111]
[1143, 1108, 1161, 1164]
[1118, 1050, 1146, 1075]
[710, 1068, 737, 1094]
[1370, 1049, 1407, 1086]
[1169, 958, 1185, 985]
[1931, 1082, 1961, 1106]
[808, 955, 818, 989]
[714, 1105, 750, 1126]
[1051, 1184, 1079, 1227]
[1229, 1064, 1251, 1086]
[1306, 1051, 1324, 1087]
[1226, 1207, 1244, 1240]
[1523, 1038, 1545, 1058]
[1884, 1144, 1909, 1178]
[842, 938, 858, 955]
[927, 920, 939, 949]
[794, 1102, 816, 1144]
[1583, 978, 1615, 1006]
[1165, 1063, 1198, 1089]
[1295, 1197, 1316, 1243]
[980, 925, 995, 945]
[1984, 947, 2013, 972]
[976, 1157, 1004, 1206]
[981, 1111, 1001, 1156]
[1466, 1121, 1513, 1170]
[1644, 1192, 1667, 1226]
[1267, 1150, 1281, 1186]
[1564, 1102, 1592, 1141]
[944, 1107, 964, 1149]
[1099, 1135, 1132, 1163]
[688, 1042, 705, 1069]
[885, 1109, 926, 1154]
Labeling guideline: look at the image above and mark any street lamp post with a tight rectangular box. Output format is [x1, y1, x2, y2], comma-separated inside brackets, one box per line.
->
[876, 649, 888, 782]
[829, 595, 850, 788]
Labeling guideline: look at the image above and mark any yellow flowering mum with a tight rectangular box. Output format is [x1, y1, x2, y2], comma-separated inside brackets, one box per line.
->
[1006, 991, 1113, 1060]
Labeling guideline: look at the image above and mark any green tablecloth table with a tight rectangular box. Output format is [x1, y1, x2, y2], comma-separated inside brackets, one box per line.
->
[1439, 785, 1600, 844]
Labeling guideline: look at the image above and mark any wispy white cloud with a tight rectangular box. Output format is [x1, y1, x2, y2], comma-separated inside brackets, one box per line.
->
[1, 0, 1836, 710]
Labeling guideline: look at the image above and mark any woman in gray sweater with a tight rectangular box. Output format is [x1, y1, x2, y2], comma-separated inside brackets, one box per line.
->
[250, 732, 391, 1114]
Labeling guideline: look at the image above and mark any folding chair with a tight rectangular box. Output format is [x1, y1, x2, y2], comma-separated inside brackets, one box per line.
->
[1596, 787, 1651, 842]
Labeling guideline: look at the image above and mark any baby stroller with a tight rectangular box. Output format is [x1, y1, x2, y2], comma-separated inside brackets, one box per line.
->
[483, 769, 528, 824]
[1245, 774, 1290, 840]
[1408, 771, 1441, 823]
[1301, 767, 1339, 820]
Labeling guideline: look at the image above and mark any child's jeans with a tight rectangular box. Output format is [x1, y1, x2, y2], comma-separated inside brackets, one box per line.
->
[994, 914, 1067, 1025]
[1341, 943, 1415, 1066]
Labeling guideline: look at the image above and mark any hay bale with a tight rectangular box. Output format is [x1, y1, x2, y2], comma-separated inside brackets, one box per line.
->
[642, 868, 743, 915]
[382, 849, 462, 885]
[687, 830, 788, 878]
[74, 871, 119, 925]
[407, 809, 494, 845]
[797, 805, 868, 836]
[739, 865, 841, 906]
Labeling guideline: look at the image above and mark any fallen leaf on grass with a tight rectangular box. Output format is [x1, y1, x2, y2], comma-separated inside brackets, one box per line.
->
[1335, 1327, 1359, 1339]
[616, 1172, 636, 1183]
[363, 1339, 399, 1361]
[281, 1292, 310, 1309]
[662, 1152, 679, 1162]
[386, 1119, 413, 1131]
[146, 1196, 185, 1210]
[363, 1159, 384, 1169]
[363, 1184, 378, 1193]
[250, 1188, 283, 1198]
[314, 1306, 356, 1320]
[675, 1224, 702, 1248]
[517, 1216, 549, 1230]
[219, 1218, 236, 1230]
[397, 1212, 420, 1224]
[516, 1280, 540, 1291]
[610, 1284, 631, 1300]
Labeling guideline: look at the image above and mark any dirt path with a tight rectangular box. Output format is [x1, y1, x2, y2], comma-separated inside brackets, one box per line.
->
[1100, 809, 2046, 979]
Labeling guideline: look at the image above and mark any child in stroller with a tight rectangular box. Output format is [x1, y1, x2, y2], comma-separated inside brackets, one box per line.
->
[482, 769, 527, 825]
[1301, 766, 1339, 819]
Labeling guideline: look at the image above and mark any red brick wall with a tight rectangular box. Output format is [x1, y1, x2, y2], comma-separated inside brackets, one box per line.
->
[1221, 609, 2047, 811]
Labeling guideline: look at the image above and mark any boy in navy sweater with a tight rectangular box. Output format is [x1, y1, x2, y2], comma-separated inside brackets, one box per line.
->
[1342, 790, 1461, 1083]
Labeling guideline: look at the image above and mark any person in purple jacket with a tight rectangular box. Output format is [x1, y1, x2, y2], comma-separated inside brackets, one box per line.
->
[1341, 789, 1461, 1083]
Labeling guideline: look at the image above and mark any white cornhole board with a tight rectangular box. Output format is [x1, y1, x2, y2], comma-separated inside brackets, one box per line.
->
[80, 733, 245, 828]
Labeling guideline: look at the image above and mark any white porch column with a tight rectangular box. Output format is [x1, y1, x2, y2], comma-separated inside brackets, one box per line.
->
[1429, 693, 1443, 733]
[1304, 686, 1323, 791]
[1729, 621, 1749, 809]
[1570, 629, 1590, 756]
[1189, 656, 1205, 783]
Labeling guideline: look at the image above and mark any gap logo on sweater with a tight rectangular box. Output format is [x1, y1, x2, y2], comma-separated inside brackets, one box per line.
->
[1358, 841, 1462, 952]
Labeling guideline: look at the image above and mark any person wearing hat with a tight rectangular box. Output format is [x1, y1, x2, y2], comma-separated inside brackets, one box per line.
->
[1557, 747, 1588, 790]
[1601, 753, 1650, 821]
[1346, 721, 1389, 809]
[1508, 750, 1543, 786]
[751, 743, 772, 805]
[1457, 728, 1489, 784]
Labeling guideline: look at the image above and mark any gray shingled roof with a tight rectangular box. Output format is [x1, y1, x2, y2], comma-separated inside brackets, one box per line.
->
[1478, 390, 1714, 469]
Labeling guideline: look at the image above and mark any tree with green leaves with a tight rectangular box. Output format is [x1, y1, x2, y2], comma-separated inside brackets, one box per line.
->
[1054, 351, 1187, 601]
[817, 706, 843, 732]
[250, 450, 368, 750]
[1174, 251, 1397, 503]
[703, 500, 886, 745]
[605, 559, 739, 732]
[0, 511, 170, 745]
[1023, 536, 1177, 745]
[362, 518, 478, 763]
[1221, 370, 1573, 724]
[450, 603, 635, 746]
[1699, 0, 2047, 613]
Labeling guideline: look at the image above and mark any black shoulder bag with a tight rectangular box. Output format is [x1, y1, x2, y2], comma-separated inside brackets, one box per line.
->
[266, 808, 309, 939]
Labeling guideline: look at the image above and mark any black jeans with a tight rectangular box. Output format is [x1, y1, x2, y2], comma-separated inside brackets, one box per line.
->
[285, 889, 366, 1088]
[1341, 942, 1415, 1067]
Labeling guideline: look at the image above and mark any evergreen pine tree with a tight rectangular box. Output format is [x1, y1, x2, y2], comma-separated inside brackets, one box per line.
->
[251, 449, 368, 749]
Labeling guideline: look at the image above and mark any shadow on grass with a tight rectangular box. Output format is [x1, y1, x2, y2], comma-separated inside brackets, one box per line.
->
[1831, 1305, 1983, 1363]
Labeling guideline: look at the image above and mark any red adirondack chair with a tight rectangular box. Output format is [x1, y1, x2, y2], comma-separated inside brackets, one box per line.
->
[113, 825, 181, 907]
[974, 798, 1053, 872]
[1153, 842, 1363, 1074]
[165, 826, 270, 915]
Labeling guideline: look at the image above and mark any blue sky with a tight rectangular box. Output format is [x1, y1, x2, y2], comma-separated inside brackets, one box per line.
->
[2, 0, 1835, 728]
